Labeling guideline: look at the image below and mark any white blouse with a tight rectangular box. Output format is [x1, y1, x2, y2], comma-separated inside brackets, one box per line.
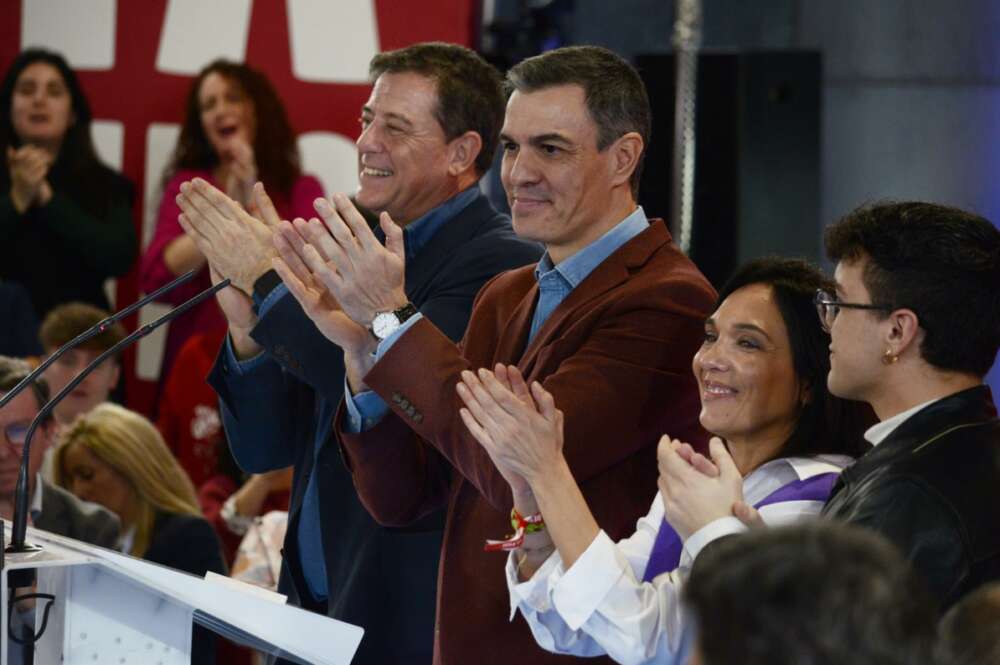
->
[506, 454, 852, 665]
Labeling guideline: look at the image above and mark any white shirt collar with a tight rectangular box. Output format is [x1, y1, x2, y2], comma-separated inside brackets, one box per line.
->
[117, 525, 136, 554]
[779, 454, 855, 480]
[864, 397, 941, 446]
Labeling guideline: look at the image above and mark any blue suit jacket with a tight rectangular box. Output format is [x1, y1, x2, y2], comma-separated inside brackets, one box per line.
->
[208, 193, 541, 664]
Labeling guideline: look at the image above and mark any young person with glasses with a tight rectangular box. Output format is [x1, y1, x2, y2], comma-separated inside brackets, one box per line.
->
[659, 201, 1000, 611]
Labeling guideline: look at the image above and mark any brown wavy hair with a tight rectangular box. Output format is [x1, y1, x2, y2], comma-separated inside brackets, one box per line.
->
[163, 59, 301, 202]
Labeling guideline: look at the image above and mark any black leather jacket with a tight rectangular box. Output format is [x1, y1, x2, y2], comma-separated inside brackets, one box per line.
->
[823, 386, 1000, 609]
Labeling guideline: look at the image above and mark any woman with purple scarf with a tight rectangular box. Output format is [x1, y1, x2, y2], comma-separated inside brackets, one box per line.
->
[456, 257, 872, 665]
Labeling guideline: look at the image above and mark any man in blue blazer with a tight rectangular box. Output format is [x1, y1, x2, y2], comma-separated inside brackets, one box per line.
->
[182, 43, 541, 664]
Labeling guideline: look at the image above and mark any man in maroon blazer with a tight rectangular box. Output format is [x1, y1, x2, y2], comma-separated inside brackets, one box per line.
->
[272, 46, 716, 665]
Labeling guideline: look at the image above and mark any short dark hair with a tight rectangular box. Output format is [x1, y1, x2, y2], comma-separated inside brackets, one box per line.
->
[369, 42, 504, 175]
[167, 59, 301, 200]
[505, 46, 651, 198]
[717, 257, 872, 459]
[685, 522, 937, 665]
[825, 202, 1000, 377]
[936, 582, 1000, 665]
[0, 356, 53, 424]
[39, 302, 126, 357]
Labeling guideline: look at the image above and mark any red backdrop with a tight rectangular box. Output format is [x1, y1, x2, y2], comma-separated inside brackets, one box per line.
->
[0, 0, 475, 415]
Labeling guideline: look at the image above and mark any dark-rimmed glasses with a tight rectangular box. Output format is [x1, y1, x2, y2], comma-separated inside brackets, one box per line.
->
[813, 290, 892, 333]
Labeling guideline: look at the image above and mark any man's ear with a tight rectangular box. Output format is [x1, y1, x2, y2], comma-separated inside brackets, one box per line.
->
[885, 308, 921, 358]
[447, 130, 483, 177]
[607, 131, 644, 191]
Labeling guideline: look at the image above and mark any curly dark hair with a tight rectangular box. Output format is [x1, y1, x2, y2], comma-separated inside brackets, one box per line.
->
[369, 42, 505, 176]
[0, 48, 133, 217]
[825, 201, 1000, 377]
[164, 59, 301, 201]
[716, 257, 873, 459]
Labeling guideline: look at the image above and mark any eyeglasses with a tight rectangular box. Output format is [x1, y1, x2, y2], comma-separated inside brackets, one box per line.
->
[813, 290, 892, 333]
[2, 423, 29, 457]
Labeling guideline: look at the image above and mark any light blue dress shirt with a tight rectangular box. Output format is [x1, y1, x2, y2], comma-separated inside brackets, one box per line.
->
[344, 206, 650, 432]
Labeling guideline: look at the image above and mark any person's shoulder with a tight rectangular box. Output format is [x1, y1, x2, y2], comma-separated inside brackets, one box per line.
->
[464, 223, 543, 272]
[427, 194, 542, 283]
[148, 511, 226, 575]
[40, 479, 120, 540]
[896, 420, 1000, 517]
[149, 512, 221, 557]
[42, 479, 114, 519]
[611, 221, 716, 311]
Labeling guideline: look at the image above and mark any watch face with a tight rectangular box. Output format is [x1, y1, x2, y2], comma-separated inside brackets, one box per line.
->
[372, 312, 399, 339]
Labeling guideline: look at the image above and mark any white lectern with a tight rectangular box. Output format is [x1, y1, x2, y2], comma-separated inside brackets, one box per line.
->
[1, 522, 363, 664]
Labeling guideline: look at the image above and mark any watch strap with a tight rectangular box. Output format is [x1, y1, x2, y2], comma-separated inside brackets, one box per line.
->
[393, 302, 419, 324]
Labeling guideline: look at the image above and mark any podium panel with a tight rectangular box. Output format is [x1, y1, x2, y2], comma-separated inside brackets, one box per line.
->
[2, 523, 364, 665]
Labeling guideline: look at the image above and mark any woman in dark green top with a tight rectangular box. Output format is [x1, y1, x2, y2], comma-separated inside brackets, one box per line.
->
[0, 48, 136, 319]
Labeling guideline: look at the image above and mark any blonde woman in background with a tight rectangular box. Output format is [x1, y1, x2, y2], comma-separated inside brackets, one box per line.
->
[54, 402, 226, 665]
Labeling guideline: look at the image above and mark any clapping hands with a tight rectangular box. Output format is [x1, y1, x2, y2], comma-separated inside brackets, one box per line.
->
[271, 193, 408, 360]
[657, 436, 755, 541]
[7, 145, 52, 212]
[177, 178, 280, 294]
[456, 364, 564, 498]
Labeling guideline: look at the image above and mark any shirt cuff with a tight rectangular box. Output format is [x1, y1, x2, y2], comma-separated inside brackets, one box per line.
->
[506, 548, 564, 620]
[683, 517, 747, 562]
[224, 333, 267, 375]
[373, 312, 424, 363]
[342, 376, 390, 433]
[551, 531, 626, 631]
[256, 283, 289, 319]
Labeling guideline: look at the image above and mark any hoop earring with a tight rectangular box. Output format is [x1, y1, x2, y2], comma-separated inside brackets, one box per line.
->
[882, 348, 899, 365]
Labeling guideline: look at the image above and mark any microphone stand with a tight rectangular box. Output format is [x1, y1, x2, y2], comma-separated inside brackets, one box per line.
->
[0, 270, 197, 412]
[6, 277, 232, 553]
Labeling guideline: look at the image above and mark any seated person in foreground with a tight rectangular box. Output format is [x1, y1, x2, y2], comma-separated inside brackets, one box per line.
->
[0, 356, 118, 546]
[935, 582, 1000, 665]
[684, 521, 937, 665]
[456, 258, 871, 664]
[53, 403, 226, 665]
[53, 402, 225, 573]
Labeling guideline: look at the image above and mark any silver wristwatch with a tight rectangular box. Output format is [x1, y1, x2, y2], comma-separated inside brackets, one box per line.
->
[371, 303, 419, 340]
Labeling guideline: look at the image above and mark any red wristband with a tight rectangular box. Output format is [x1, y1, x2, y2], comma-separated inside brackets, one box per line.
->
[484, 508, 545, 552]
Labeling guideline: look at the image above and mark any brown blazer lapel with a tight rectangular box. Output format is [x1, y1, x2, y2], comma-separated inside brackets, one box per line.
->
[517, 221, 671, 372]
[493, 283, 539, 365]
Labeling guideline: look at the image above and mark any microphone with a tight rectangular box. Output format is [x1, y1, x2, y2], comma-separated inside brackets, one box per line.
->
[0, 269, 197, 412]
[6, 276, 232, 553]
